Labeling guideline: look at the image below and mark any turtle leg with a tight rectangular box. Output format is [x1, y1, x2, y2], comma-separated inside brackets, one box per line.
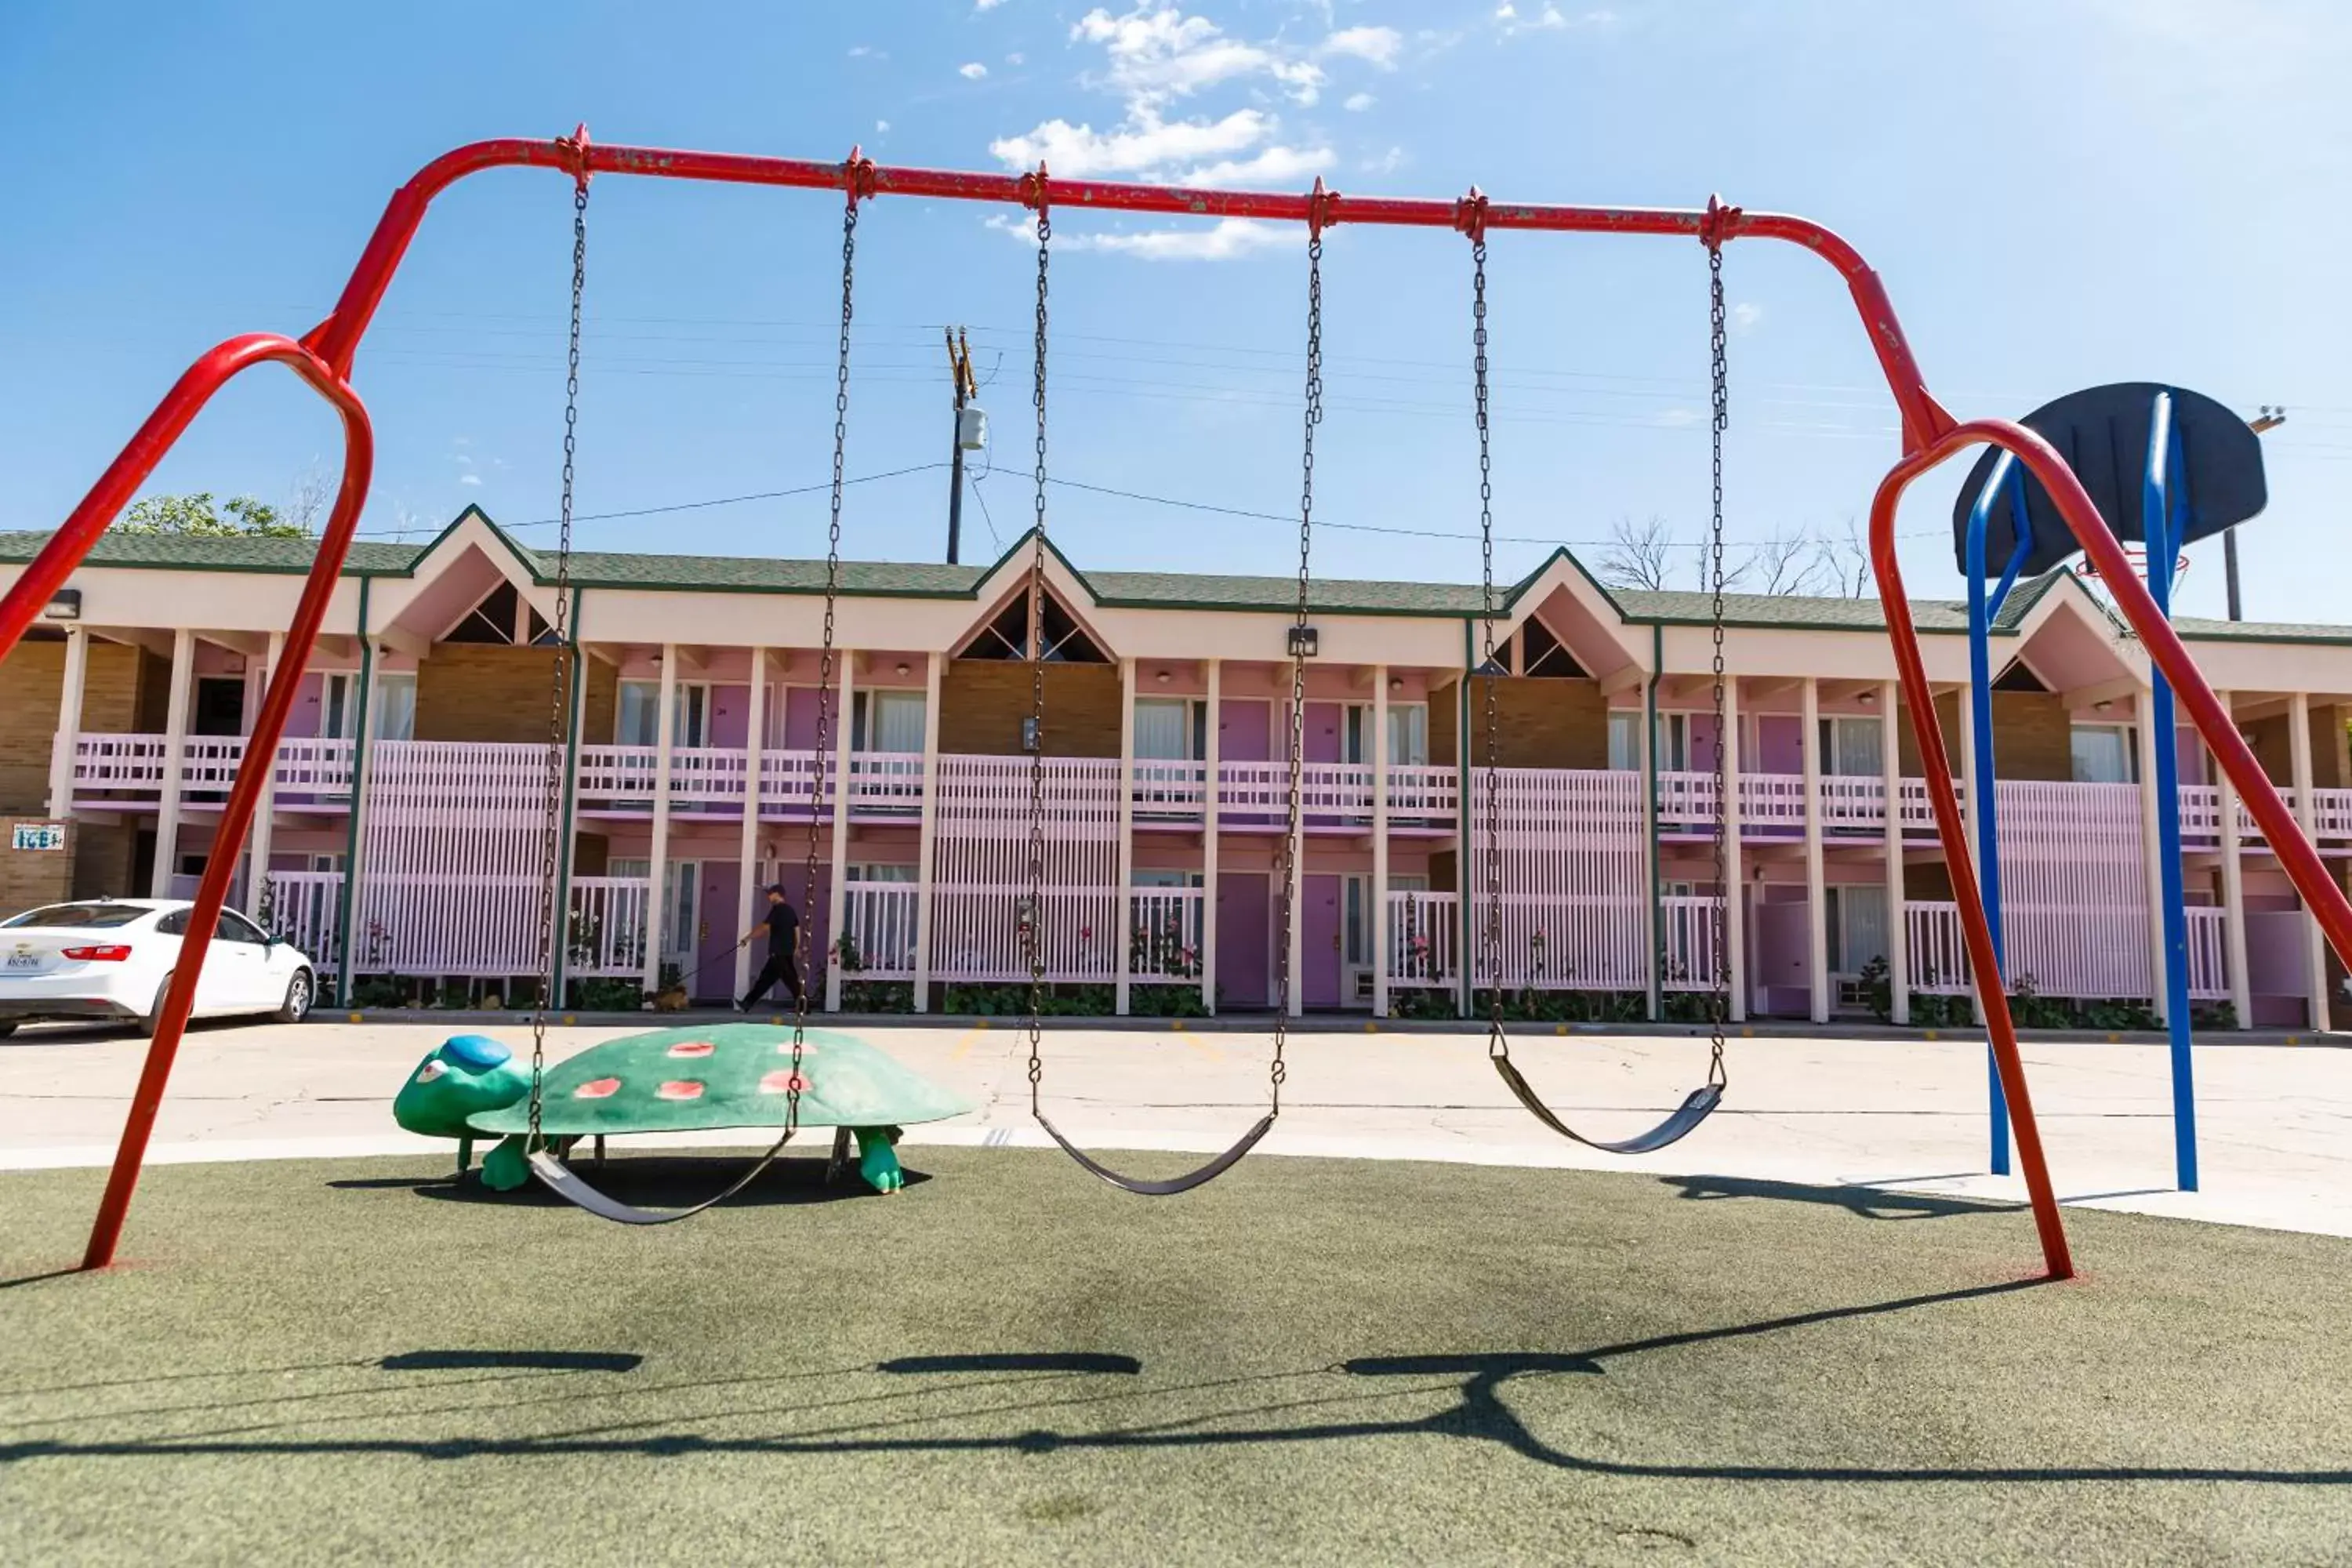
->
[825, 1126, 853, 1187]
[481, 1135, 532, 1192]
[456, 1134, 473, 1178]
[855, 1127, 904, 1194]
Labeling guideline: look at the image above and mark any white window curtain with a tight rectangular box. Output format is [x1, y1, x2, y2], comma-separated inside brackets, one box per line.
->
[618, 681, 660, 747]
[2071, 725, 2136, 784]
[869, 691, 927, 754]
[1134, 699, 1192, 760]
[671, 684, 710, 749]
[1387, 704, 1428, 766]
[848, 863, 917, 883]
[1834, 884, 1889, 975]
[1826, 716, 1882, 779]
[372, 674, 416, 742]
[1607, 711, 1642, 771]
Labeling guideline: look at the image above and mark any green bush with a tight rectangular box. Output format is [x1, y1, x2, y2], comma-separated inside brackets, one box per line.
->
[840, 979, 916, 1014]
[1129, 983, 1209, 1018]
[1908, 992, 1973, 1028]
[942, 982, 1116, 1018]
[1661, 991, 1719, 1025]
[1468, 988, 1647, 1024]
[347, 976, 407, 1010]
[2190, 999, 2238, 1031]
[568, 977, 647, 1012]
[1388, 987, 1460, 1021]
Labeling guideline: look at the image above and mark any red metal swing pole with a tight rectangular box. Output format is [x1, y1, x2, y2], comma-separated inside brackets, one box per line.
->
[2, 132, 2153, 1275]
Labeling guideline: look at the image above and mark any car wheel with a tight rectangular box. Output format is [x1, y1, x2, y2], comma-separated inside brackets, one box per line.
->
[275, 969, 314, 1025]
[0, 1021, 16, 1038]
[140, 977, 173, 1038]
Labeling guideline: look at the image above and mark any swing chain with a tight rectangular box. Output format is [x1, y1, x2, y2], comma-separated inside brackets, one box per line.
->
[1472, 238, 1507, 1053]
[1025, 205, 1051, 1111]
[1268, 227, 1323, 1105]
[1704, 239, 1730, 1087]
[528, 177, 590, 1149]
[787, 186, 860, 1138]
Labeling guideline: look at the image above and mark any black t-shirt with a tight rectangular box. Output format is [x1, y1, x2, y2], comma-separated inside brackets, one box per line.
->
[763, 901, 800, 947]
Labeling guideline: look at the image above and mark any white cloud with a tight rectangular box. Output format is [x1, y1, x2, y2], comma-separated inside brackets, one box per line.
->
[1363, 145, 1404, 176]
[1732, 301, 1762, 333]
[959, 61, 989, 79]
[459, 474, 483, 487]
[876, 119, 891, 132]
[975, 0, 1008, 10]
[1179, 144, 1334, 186]
[1343, 90, 1374, 111]
[1322, 25, 1403, 67]
[848, 44, 876, 57]
[987, 210, 1287, 260]
[991, 107, 1272, 178]
[1006, 51, 1025, 64]
[1496, 3, 1613, 34]
[1072, 5, 1323, 106]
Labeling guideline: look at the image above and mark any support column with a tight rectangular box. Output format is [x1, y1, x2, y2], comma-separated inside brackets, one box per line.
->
[1802, 677, 1829, 1024]
[735, 648, 768, 1004]
[2288, 690, 2330, 1029]
[2213, 691, 2252, 1029]
[47, 625, 88, 818]
[1642, 662, 1661, 1022]
[643, 646, 678, 997]
[824, 651, 854, 1011]
[1372, 664, 1390, 1019]
[912, 651, 943, 1012]
[334, 598, 378, 1007]
[1114, 657, 1136, 1016]
[1722, 676, 1746, 1022]
[2136, 688, 2172, 1022]
[1882, 681, 1909, 1026]
[245, 631, 285, 920]
[1201, 659, 1221, 1015]
[1956, 688, 1987, 1026]
[1286, 681, 1305, 1021]
[150, 627, 195, 898]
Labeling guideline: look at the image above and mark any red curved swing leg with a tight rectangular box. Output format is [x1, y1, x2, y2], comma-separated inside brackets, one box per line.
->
[1871, 420, 2352, 1284]
[0, 334, 375, 1272]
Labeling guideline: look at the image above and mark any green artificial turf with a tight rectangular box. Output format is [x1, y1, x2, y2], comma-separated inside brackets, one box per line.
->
[3, 1149, 2349, 1566]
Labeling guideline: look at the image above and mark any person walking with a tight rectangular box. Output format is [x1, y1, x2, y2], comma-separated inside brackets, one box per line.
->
[736, 884, 806, 1012]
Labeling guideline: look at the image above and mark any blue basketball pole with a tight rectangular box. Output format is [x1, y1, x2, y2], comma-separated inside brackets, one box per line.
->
[1965, 456, 2031, 1176]
[2144, 392, 2200, 1191]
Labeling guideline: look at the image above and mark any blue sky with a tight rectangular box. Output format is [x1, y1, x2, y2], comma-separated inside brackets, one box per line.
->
[4, 1, 2349, 621]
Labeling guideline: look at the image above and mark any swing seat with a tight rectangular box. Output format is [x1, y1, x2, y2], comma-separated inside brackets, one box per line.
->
[1488, 1058, 1722, 1156]
[1034, 1112, 1276, 1197]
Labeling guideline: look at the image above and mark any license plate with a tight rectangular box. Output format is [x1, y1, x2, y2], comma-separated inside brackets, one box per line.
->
[5, 954, 42, 970]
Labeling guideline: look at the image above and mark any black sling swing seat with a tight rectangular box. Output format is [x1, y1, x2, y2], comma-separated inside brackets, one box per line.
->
[1031, 1113, 1280, 1197]
[525, 1131, 803, 1225]
[1486, 1054, 1726, 1156]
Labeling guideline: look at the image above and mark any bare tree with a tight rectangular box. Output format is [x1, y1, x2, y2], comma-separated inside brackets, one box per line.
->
[1742, 524, 1830, 595]
[285, 460, 333, 536]
[1813, 514, 1872, 598]
[1596, 513, 1679, 591]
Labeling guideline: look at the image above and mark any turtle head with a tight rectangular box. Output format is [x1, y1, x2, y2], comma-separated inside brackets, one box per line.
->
[393, 1033, 528, 1138]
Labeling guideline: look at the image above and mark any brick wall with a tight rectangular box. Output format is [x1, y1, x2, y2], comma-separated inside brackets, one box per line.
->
[0, 638, 64, 815]
[2312, 704, 2351, 789]
[0, 818, 74, 920]
[133, 648, 170, 734]
[1463, 676, 1608, 768]
[416, 644, 565, 743]
[1430, 677, 1459, 768]
[71, 822, 138, 902]
[938, 660, 1122, 757]
[1896, 691, 2067, 780]
[583, 657, 618, 746]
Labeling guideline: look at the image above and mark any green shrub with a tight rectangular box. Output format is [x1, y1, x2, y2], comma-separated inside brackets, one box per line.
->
[1388, 987, 1460, 1021]
[840, 979, 915, 1014]
[1129, 983, 1208, 1018]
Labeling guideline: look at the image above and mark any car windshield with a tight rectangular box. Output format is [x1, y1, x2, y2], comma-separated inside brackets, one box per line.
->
[0, 902, 150, 930]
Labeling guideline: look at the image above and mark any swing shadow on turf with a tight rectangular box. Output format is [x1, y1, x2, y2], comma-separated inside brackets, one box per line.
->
[10, 1277, 2351, 1487]
[324, 1153, 931, 1207]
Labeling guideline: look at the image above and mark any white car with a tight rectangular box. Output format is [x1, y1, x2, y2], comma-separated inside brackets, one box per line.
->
[0, 898, 315, 1036]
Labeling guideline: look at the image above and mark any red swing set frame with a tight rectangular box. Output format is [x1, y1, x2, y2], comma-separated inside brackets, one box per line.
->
[9, 131, 2347, 1281]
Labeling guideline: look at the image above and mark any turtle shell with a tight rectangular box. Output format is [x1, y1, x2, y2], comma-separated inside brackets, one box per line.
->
[466, 1023, 974, 1138]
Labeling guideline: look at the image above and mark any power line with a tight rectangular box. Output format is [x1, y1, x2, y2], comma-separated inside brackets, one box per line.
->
[355, 462, 949, 538]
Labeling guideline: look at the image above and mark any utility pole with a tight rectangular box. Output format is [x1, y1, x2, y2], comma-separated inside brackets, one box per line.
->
[943, 328, 982, 564]
[2228, 406, 2286, 622]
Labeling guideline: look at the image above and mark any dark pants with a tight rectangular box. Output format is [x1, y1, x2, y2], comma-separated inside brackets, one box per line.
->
[740, 948, 805, 1011]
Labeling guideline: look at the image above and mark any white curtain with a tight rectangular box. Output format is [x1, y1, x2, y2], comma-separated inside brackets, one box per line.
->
[1838, 884, 1889, 973]
[1134, 699, 1192, 760]
[1830, 716, 1882, 779]
[870, 691, 927, 754]
[1387, 703, 1428, 766]
[1608, 712, 1641, 771]
[373, 674, 416, 742]
[2071, 726, 2135, 784]
[617, 681, 659, 747]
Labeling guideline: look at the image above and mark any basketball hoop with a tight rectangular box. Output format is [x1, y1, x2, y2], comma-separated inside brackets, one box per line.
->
[2077, 544, 2189, 584]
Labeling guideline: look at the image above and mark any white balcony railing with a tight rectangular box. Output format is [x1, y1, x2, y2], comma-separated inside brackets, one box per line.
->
[1128, 886, 1205, 982]
[841, 880, 920, 979]
[73, 734, 355, 797]
[1131, 759, 1209, 818]
[260, 869, 344, 972]
[1386, 891, 1458, 989]
[1904, 901, 1973, 995]
[1388, 764, 1458, 822]
[568, 876, 650, 978]
[2184, 905, 2228, 1001]
[850, 751, 924, 811]
[1660, 894, 1726, 991]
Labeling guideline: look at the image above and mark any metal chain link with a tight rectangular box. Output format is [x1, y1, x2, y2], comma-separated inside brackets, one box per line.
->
[1025, 204, 1051, 1112]
[1268, 230, 1324, 1111]
[1704, 242, 1730, 1087]
[1472, 239, 1508, 1058]
[527, 179, 589, 1149]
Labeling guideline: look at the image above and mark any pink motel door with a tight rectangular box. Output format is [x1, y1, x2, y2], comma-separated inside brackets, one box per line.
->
[1303, 873, 1343, 1009]
[695, 861, 742, 1002]
[1217, 871, 1270, 1009]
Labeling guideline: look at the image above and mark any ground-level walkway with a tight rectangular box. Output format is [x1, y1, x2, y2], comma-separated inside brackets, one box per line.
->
[5, 1016, 2349, 1238]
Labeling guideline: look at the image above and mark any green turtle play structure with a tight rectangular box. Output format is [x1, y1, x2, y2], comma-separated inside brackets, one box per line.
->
[392, 1024, 975, 1196]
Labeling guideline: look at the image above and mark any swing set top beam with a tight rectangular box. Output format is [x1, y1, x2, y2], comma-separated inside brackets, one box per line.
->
[302, 134, 1955, 453]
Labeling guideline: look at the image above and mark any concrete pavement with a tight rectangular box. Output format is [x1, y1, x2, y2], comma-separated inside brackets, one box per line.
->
[4, 1014, 2349, 1237]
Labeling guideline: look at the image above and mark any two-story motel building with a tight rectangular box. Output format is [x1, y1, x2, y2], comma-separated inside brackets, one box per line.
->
[5, 508, 2350, 1029]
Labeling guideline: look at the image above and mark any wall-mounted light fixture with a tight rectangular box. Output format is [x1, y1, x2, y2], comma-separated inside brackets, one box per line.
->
[1287, 626, 1319, 659]
[43, 588, 81, 622]
[1388, 676, 1403, 693]
[895, 661, 911, 677]
[1155, 670, 1171, 684]
[2094, 699, 2114, 713]
[1857, 689, 1876, 706]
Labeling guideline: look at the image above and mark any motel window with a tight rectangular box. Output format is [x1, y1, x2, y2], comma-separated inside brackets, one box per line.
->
[325, 672, 413, 741]
[1387, 704, 1428, 767]
[1818, 716, 1883, 778]
[2071, 724, 2138, 784]
[1133, 869, 1203, 889]
[1653, 713, 1692, 772]
[854, 691, 927, 754]
[1134, 699, 1197, 760]
[1607, 712, 1642, 771]
[616, 681, 713, 749]
[848, 864, 916, 883]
